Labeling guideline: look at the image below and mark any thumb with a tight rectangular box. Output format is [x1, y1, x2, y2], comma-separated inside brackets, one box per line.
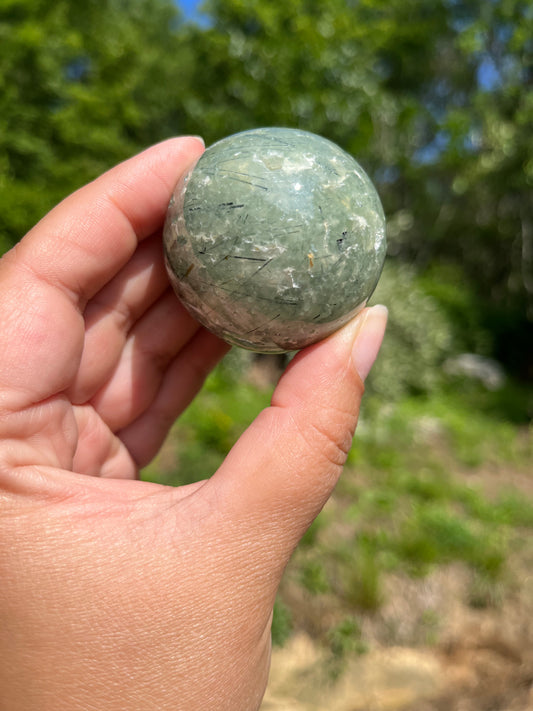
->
[210, 304, 388, 555]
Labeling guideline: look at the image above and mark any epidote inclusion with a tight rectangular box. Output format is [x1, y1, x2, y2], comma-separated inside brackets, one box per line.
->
[163, 127, 387, 354]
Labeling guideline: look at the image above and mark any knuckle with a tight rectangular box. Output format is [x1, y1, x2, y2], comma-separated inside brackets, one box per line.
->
[295, 404, 358, 469]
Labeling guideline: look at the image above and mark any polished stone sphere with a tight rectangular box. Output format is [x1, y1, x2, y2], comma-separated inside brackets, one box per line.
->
[163, 127, 386, 353]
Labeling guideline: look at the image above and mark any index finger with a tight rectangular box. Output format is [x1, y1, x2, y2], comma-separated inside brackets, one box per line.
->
[14, 136, 204, 310]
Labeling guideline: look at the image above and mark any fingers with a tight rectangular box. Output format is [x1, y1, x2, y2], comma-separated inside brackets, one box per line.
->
[81, 274, 228, 466]
[15, 136, 204, 310]
[71, 404, 138, 479]
[74, 274, 228, 465]
[0, 137, 203, 409]
[208, 305, 388, 559]
[68, 233, 170, 403]
[89, 290, 202, 431]
[118, 328, 229, 468]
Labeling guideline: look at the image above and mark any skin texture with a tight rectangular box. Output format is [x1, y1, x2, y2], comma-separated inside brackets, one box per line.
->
[0, 137, 387, 711]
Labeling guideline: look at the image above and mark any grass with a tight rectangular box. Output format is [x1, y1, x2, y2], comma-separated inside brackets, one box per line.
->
[326, 616, 367, 678]
[141, 352, 533, 659]
[271, 598, 293, 647]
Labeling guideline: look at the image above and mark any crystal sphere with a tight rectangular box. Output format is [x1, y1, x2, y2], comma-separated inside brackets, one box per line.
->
[163, 127, 386, 353]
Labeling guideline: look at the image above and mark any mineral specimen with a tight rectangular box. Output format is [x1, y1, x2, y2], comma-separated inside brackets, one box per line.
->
[163, 127, 386, 353]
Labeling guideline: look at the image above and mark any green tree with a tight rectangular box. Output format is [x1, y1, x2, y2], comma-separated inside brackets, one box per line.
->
[0, 0, 190, 252]
[435, 0, 533, 374]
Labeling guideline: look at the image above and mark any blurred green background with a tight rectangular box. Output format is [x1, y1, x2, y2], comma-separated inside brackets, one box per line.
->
[1, 0, 532, 700]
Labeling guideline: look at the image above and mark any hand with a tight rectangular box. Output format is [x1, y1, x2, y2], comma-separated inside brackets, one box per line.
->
[0, 137, 387, 711]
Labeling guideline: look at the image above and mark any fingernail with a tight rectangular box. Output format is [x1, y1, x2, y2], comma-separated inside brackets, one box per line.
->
[189, 135, 205, 148]
[352, 305, 388, 382]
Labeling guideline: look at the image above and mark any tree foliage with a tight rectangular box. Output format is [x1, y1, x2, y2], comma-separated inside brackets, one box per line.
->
[0, 0, 189, 250]
[1, 0, 531, 377]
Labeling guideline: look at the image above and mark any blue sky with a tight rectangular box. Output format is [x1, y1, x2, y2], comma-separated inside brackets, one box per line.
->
[177, 0, 203, 20]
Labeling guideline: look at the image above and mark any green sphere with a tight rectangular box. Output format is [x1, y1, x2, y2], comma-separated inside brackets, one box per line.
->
[163, 127, 386, 353]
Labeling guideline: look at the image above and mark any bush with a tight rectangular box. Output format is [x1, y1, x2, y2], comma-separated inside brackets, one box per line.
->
[367, 262, 456, 400]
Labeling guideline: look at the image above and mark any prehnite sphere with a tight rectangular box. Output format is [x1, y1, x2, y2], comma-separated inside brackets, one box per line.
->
[163, 127, 386, 353]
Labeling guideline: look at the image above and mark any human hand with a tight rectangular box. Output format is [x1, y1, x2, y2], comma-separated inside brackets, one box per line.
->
[0, 137, 387, 710]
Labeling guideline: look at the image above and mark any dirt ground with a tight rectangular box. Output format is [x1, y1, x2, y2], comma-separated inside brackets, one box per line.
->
[262, 461, 533, 711]
[263, 564, 533, 710]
